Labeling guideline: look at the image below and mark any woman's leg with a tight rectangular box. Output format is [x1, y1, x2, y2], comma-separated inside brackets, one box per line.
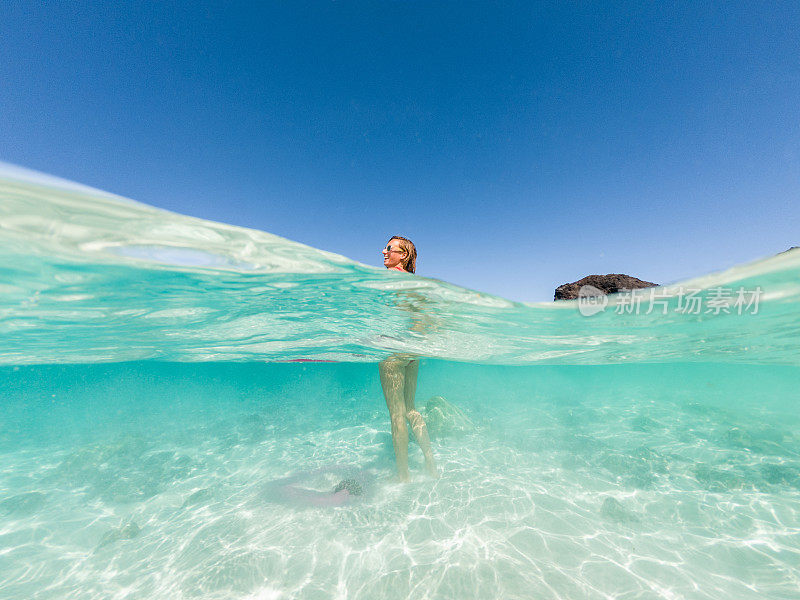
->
[379, 358, 410, 481]
[403, 360, 438, 477]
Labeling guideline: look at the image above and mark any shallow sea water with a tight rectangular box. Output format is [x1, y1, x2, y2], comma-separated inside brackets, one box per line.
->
[1, 166, 799, 599]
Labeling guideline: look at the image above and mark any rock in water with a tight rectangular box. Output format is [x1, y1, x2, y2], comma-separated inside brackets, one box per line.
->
[424, 396, 475, 438]
[600, 496, 639, 524]
[333, 478, 363, 496]
[96, 522, 141, 550]
[554, 274, 657, 301]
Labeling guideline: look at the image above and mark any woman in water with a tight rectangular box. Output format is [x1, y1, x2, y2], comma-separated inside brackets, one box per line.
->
[379, 236, 438, 481]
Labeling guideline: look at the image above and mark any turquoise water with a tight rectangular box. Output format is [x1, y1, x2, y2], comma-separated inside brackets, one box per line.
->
[1, 167, 799, 599]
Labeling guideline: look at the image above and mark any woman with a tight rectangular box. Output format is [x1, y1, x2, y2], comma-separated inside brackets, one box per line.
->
[379, 236, 438, 481]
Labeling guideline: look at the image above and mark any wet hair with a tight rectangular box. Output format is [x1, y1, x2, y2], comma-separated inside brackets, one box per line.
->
[388, 236, 417, 273]
[333, 478, 363, 496]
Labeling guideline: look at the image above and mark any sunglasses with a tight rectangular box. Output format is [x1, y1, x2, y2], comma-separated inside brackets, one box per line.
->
[384, 245, 405, 253]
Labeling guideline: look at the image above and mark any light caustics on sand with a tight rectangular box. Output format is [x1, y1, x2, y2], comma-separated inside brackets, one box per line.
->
[1, 164, 799, 600]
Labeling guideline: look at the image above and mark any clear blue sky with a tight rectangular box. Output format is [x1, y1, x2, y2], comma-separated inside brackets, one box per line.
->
[2, 2, 798, 301]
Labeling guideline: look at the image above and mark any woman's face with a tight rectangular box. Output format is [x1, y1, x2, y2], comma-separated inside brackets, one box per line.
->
[382, 239, 406, 270]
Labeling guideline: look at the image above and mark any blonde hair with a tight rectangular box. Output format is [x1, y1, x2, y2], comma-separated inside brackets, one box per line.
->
[388, 236, 417, 273]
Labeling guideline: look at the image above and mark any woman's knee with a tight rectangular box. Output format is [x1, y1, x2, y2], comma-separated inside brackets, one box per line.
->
[406, 409, 424, 425]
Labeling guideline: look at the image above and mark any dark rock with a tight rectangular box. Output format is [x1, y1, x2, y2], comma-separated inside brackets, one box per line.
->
[554, 274, 658, 301]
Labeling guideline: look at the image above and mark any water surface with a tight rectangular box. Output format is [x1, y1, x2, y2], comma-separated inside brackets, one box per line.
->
[1, 166, 798, 599]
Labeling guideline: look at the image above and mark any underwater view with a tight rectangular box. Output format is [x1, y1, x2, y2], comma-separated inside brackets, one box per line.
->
[2, 167, 800, 599]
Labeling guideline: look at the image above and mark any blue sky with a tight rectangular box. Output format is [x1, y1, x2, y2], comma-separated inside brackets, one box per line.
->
[2, 2, 798, 301]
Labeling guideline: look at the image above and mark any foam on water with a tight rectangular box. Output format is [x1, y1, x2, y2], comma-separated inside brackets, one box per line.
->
[1, 166, 799, 599]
